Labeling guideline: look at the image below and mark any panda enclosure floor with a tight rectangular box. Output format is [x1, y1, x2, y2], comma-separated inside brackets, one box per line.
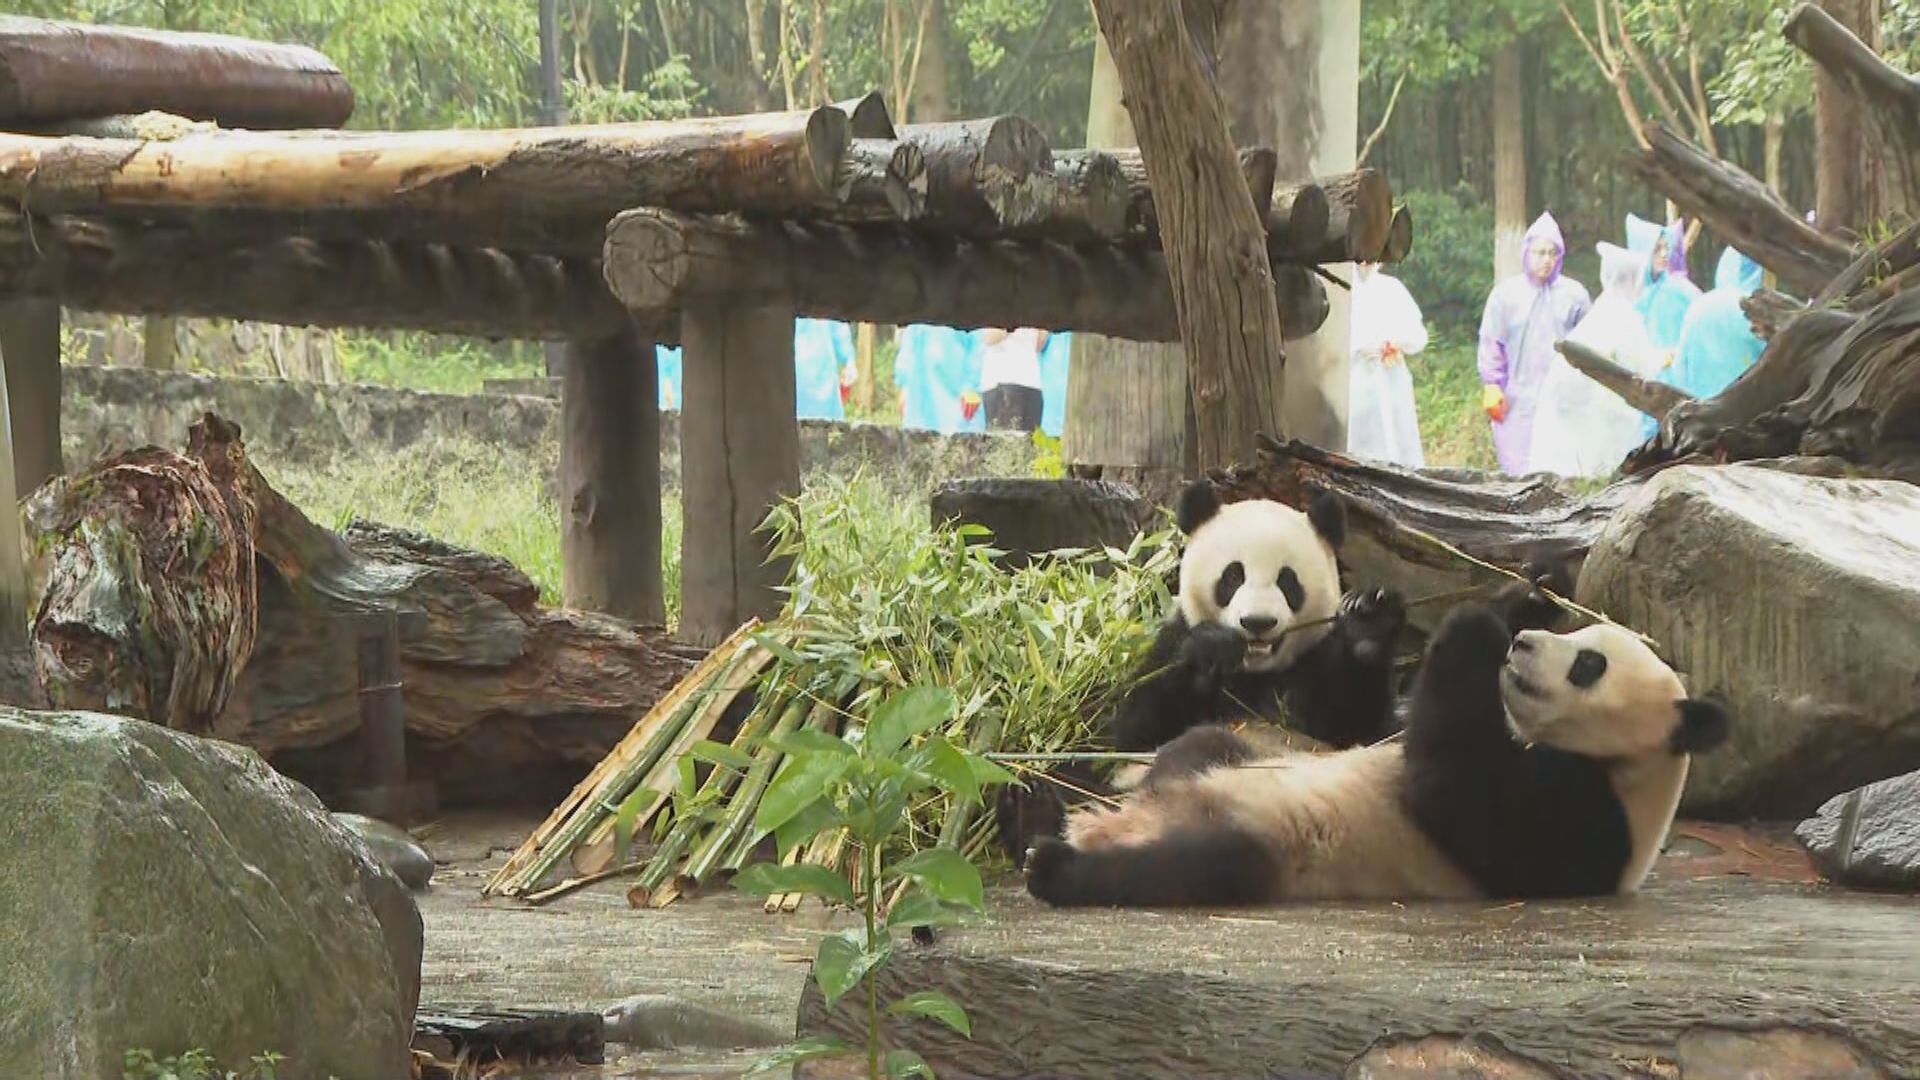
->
[415, 812, 1919, 1079]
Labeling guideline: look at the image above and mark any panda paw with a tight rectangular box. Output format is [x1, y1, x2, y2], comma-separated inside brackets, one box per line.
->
[1023, 837, 1078, 903]
[1181, 620, 1250, 680]
[1338, 587, 1407, 666]
[994, 779, 1066, 869]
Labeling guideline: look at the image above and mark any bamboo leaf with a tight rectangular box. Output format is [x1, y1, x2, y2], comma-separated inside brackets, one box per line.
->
[689, 739, 757, 771]
[733, 862, 854, 905]
[887, 990, 972, 1037]
[772, 729, 856, 758]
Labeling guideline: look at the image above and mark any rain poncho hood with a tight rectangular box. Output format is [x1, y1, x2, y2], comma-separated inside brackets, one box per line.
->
[1530, 242, 1658, 477]
[1524, 212, 1567, 283]
[1670, 246, 1765, 399]
[1346, 266, 1429, 468]
[1626, 214, 1700, 351]
[1478, 212, 1592, 474]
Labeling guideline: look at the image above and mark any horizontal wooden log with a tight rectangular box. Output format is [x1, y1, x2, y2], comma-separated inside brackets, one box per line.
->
[1628, 123, 1852, 296]
[0, 15, 353, 129]
[1376, 203, 1413, 264]
[603, 208, 1330, 342]
[831, 91, 896, 139]
[1556, 338, 1693, 419]
[1025, 148, 1130, 242]
[1302, 168, 1395, 264]
[0, 104, 856, 255]
[1784, 4, 1920, 218]
[832, 138, 928, 221]
[1269, 174, 1331, 258]
[1087, 147, 1325, 254]
[902, 116, 1057, 230]
[0, 206, 650, 342]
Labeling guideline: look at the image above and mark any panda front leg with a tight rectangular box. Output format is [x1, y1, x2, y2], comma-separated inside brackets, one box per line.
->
[1025, 824, 1281, 908]
[1103, 615, 1248, 751]
[992, 761, 1119, 869]
[1282, 586, 1407, 747]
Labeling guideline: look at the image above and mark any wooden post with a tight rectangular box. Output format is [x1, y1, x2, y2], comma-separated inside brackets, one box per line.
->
[678, 301, 799, 646]
[561, 322, 665, 625]
[0, 298, 61, 494]
[350, 612, 408, 824]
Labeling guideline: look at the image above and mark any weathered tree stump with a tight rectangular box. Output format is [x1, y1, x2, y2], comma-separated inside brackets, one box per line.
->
[0, 299, 62, 496]
[560, 323, 665, 625]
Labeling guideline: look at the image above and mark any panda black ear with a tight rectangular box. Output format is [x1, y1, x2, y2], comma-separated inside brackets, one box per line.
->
[1307, 490, 1347, 549]
[1175, 481, 1222, 535]
[1671, 698, 1731, 755]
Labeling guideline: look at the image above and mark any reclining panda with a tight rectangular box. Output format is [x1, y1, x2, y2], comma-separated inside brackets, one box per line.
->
[1020, 583, 1731, 906]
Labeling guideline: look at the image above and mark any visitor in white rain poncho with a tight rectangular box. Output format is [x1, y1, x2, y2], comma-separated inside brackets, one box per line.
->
[1346, 263, 1429, 467]
[1529, 242, 1659, 477]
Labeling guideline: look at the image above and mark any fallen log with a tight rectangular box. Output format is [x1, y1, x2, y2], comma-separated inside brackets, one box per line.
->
[1627, 123, 1852, 296]
[27, 414, 705, 808]
[1743, 289, 1807, 340]
[831, 91, 896, 139]
[602, 208, 1330, 342]
[901, 117, 1057, 230]
[1306, 168, 1396, 265]
[1556, 338, 1694, 420]
[1638, 291, 1920, 480]
[1210, 437, 1645, 634]
[1087, 148, 1327, 255]
[1784, 4, 1920, 218]
[0, 206, 646, 342]
[0, 16, 354, 129]
[0, 104, 859, 255]
[1815, 219, 1920, 309]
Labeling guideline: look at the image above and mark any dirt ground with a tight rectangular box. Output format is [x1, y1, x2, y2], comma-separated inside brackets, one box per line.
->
[414, 812, 1920, 1078]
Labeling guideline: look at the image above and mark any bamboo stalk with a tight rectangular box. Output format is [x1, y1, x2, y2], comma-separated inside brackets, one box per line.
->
[634, 692, 775, 894]
[484, 620, 762, 895]
[679, 695, 811, 885]
[722, 697, 840, 872]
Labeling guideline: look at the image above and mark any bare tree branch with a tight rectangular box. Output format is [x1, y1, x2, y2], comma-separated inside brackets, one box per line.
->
[1357, 69, 1408, 166]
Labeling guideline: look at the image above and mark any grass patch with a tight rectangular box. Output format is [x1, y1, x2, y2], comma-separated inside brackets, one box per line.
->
[335, 332, 546, 395]
[1411, 331, 1497, 472]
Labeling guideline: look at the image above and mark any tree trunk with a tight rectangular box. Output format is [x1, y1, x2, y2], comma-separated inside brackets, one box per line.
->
[561, 324, 664, 626]
[1813, 0, 1883, 233]
[1792, 2, 1920, 226]
[910, 0, 951, 123]
[0, 299, 62, 495]
[1492, 41, 1527, 281]
[601, 209, 1329, 342]
[0, 16, 354, 129]
[1090, 0, 1290, 470]
[142, 315, 177, 371]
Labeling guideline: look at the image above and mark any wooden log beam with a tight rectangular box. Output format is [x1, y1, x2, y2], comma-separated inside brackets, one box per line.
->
[1268, 174, 1331, 258]
[602, 208, 1330, 342]
[678, 301, 800, 647]
[832, 91, 896, 139]
[1376, 204, 1413, 264]
[1089, 0, 1289, 468]
[1784, 4, 1920, 217]
[0, 105, 857, 255]
[1087, 148, 1327, 255]
[0, 16, 354, 129]
[901, 117, 1057, 230]
[1627, 123, 1853, 296]
[561, 323, 664, 626]
[0, 299, 61, 494]
[0, 207, 647, 342]
[1027, 148, 1130, 242]
[1303, 168, 1395, 265]
[1556, 338, 1694, 420]
[832, 138, 927, 222]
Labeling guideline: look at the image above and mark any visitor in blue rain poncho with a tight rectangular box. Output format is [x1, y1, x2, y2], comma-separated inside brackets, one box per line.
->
[1529, 242, 1660, 478]
[894, 324, 986, 433]
[1478, 213, 1593, 475]
[1669, 247, 1766, 400]
[1626, 214, 1700, 361]
[1347, 262, 1430, 468]
[1038, 331, 1071, 437]
[794, 318, 856, 420]
[656, 345, 683, 412]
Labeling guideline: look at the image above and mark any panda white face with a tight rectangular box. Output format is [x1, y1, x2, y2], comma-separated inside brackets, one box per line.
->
[1500, 622, 1691, 759]
[1178, 499, 1341, 674]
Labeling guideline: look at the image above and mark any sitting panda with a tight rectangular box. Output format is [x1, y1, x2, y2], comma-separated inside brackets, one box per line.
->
[1021, 596, 1731, 907]
[1105, 479, 1408, 753]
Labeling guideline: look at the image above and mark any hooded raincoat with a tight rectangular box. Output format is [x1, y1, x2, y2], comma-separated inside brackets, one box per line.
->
[1626, 214, 1701, 354]
[1478, 213, 1593, 474]
[895, 324, 985, 433]
[795, 318, 857, 420]
[1347, 265, 1429, 467]
[1529, 243, 1659, 477]
[1669, 248, 1765, 399]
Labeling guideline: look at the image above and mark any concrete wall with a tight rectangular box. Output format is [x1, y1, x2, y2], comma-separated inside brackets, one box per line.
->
[58, 365, 1039, 489]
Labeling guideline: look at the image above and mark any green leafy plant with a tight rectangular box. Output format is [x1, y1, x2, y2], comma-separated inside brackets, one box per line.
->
[123, 1049, 291, 1080]
[728, 685, 1010, 1080]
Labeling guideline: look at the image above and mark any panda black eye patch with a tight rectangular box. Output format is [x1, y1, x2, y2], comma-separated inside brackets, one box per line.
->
[1214, 561, 1246, 608]
[1568, 649, 1608, 689]
[1277, 567, 1303, 611]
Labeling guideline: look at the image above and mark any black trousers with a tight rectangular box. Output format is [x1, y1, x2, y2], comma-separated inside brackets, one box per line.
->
[983, 384, 1043, 432]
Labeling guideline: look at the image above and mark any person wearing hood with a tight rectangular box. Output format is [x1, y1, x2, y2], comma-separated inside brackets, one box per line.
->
[1477, 212, 1593, 474]
[1529, 242, 1659, 477]
[1668, 247, 1766, 400]
[1347, 262, 1430, 467]
[1626, 214, 1701, 359]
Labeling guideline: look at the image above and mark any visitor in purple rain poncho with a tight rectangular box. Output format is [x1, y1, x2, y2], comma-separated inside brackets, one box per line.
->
[1478, 213, 1592, 474]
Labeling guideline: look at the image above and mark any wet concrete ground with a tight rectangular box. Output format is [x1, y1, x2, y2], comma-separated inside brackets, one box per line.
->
[416, 812, 1920, 1078]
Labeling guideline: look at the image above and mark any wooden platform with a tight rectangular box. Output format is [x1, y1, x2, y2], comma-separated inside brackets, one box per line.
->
[417, 814, 1919, 1079]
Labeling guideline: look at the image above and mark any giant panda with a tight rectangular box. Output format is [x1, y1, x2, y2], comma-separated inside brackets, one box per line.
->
[1020, 597, 1732, 907]
[1103, 480, 1407, 753]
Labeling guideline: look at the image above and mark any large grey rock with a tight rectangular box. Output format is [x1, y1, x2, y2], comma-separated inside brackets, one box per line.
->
[0, 708, 422, 1080]
[1795, 770, 1920, 891]
[1578, 464, 1920, 819]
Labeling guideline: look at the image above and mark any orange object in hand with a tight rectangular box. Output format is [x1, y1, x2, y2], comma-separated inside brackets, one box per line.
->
[960, 390, 982, 421]
[1381, 341, 1402, 365]
[1481, 384, 1509, 423]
